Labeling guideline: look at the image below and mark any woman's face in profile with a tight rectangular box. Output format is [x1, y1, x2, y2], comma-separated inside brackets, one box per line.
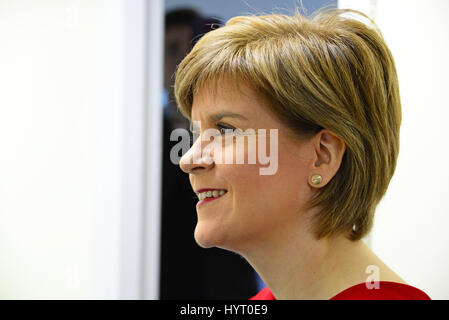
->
[179, 79, 317, 253]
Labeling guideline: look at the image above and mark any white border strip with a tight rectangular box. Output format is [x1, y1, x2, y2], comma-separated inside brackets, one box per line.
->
[143, 0, 164, 300]
[119, 0, 147, 299]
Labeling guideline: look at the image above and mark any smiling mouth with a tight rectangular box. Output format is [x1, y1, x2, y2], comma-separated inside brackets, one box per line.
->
[196, 190, 228, 207]
[197, 189, 227, 200]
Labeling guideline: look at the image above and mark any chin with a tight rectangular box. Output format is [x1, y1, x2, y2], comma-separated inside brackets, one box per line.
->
[193, 221, 227, 249]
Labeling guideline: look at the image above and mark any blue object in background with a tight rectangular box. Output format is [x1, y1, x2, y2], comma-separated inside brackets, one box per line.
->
[162, 88, 168, 108]
[255, 271, 266, 291]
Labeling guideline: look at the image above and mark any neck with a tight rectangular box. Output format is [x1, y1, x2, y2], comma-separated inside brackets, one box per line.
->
[240, 220, 378, 300]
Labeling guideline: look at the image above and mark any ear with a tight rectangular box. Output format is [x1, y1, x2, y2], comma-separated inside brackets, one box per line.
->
[308, 129, 346, 188]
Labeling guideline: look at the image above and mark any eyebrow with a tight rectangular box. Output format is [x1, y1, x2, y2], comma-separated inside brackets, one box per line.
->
[208, 111, 248, 122]
[189, 111, 248, 131]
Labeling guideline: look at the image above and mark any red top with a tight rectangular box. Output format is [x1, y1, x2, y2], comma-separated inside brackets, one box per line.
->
[250, 281, 431, 300]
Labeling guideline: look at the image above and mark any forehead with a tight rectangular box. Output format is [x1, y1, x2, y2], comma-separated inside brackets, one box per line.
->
[191, 78, 266, 121]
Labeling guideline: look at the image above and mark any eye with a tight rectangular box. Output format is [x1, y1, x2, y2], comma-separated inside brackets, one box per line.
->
[216, 123, 235, 135]
[187, 123, 235, 146]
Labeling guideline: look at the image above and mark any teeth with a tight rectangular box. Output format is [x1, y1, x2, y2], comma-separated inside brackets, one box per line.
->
[197, 190, 227, 200]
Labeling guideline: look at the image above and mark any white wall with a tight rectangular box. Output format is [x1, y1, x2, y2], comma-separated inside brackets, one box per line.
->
[0, 0, 163, 299]
[339, 0, 449, 300]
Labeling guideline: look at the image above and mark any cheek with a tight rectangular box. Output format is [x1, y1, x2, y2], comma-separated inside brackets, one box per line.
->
[222, 163, 283, 215]
[222, 137, 306, 188]
[220, 135, 311, 208]
[221, 163, 260, 197]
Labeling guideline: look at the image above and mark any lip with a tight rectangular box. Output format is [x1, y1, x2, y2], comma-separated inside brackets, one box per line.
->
[196, 190, 228, 207]
[195, 188, 227, 194]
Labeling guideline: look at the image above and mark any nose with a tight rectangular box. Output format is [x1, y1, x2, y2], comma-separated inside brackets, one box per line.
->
[179, 135, 214, 174]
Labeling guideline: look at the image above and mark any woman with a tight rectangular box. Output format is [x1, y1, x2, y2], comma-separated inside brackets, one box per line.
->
[176, 8, 430, 300]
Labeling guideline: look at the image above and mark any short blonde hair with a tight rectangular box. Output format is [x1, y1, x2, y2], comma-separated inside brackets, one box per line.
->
[174, 9, 402, 241]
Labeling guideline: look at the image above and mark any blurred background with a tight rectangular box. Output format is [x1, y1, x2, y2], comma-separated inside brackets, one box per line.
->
[0, 0, 448, 299]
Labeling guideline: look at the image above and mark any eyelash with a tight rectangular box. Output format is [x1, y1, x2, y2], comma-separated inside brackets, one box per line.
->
[190, 123, 234, 135]
[215, 123, 235, 135]
[189, 123, 235, 144]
